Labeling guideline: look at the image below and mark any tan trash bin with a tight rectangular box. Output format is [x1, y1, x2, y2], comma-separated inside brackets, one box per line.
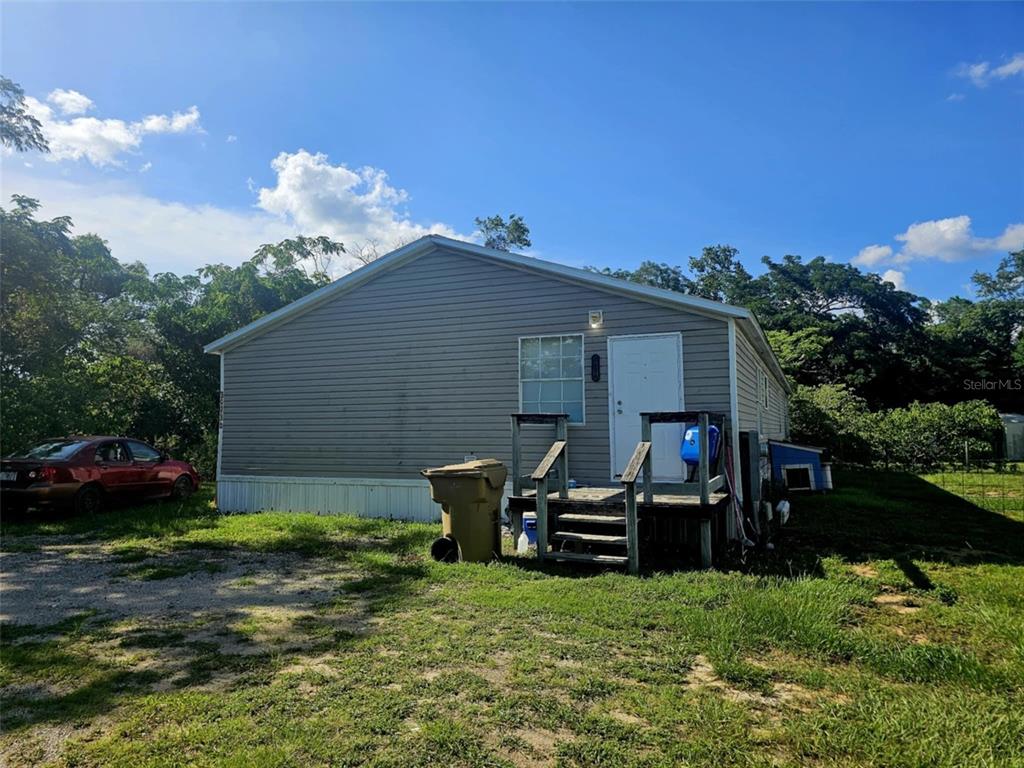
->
[421, 459, 508, 562]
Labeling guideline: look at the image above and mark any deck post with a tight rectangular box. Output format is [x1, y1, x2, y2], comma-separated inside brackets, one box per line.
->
[699, 518, 712, 569]
[535, 475, 548, 562]
[556, 416, 569, 500]
[511, 416, 522, 496]
[640, 413, 653, 504]
[698, 412, 710, 506]
[624, 481, 639, 575]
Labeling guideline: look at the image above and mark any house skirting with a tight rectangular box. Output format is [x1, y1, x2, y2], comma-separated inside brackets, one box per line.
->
[216, 475, 444, 522]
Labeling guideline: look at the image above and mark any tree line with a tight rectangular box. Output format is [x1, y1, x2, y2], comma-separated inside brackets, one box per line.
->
[2, 75, 1019, 473]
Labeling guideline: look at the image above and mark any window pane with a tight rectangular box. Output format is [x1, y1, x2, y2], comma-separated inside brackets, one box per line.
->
[540, 358, 560, 378]
[540, 381, 561, 400]
[563, 380, 583, 402]
[540, 400, 562, 414]
[564, 402, 584, 423]
[561, 336, 582, 357]
[128, 440, 161, 461]
[521, 358, 541, 379]
[540, 337, 561, 358]
[521, 337, 540, 359]
[561, 356, 582, 378]
[522, 381, 540, 401]
[522, 401, 540, 413]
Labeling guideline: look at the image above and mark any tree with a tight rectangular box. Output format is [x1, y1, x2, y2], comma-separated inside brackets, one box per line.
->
[973, 249, 1024, 300]
[0, 76, 48, 153]
[766, 327, 831, 381]
[474, 214, 531, 252]
[586, 261, 689, 292]
[252, 235, 345, 286]
[684, 245, 754, 304]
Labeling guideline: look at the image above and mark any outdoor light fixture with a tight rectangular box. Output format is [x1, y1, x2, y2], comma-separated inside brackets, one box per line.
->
[588, 309, 603, 328]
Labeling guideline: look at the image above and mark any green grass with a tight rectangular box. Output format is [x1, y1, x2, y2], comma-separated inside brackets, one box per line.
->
[2, 471, 1023, 767]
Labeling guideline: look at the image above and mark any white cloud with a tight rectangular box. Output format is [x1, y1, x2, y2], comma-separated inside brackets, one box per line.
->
[956, 52, 1024, 88]
[852, 244, 893, 268]
[894, 216, 978, 262]
[23, 91, 202, 167]
[946, 92, 965, 102]
[2, 171, 295, 275]
[880, 269, 906, 291]
[255, 149, 468, 252]
[47, 88, 94, 115]
[855, 216, 1024, 270]
[139, 162, 152, 174]
[3, 151, 467, 277]
[136, 105, 202, 135]
[226, 134, 238, 143]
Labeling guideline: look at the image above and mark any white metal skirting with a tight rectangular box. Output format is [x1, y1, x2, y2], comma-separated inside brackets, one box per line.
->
[216, 475, 442, 522]
[216, 475, 516, 523]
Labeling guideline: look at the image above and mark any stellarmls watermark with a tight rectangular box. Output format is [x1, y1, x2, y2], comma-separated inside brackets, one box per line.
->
[963, 378, 1022, 392]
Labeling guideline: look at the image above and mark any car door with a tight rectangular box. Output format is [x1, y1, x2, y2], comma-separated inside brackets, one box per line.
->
[94, 440, 140, 496]
[126, 440, 167, 496]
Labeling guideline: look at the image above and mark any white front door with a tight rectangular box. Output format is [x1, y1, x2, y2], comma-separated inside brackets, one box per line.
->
[608, 333, 685, 482]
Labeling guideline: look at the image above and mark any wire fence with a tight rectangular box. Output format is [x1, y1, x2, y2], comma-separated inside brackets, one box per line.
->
[919, 461, 1024, 521]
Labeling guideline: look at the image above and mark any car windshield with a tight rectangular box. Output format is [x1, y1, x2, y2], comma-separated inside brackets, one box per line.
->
[9, 440, 90, 460]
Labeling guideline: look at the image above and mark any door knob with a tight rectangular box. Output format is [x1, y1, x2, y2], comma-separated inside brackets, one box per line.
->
[617, 409, 623, 414]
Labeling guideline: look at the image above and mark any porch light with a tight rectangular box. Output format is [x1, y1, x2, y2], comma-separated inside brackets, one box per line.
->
[588, 310, 603, 328]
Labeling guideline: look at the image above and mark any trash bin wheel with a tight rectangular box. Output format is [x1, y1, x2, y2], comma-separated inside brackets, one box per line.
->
[430, 535, 459, 563]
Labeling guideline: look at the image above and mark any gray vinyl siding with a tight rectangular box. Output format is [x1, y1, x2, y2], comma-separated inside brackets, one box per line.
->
[220, 246, 732, 484]
[735, 326, 788, 441]
[735, 332, 760, 433]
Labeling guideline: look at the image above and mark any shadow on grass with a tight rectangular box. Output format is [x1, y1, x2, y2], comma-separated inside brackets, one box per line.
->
[744, 468, 1024, 578]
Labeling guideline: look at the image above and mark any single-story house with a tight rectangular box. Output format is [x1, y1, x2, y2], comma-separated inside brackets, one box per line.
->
[204, 235, 791, 520]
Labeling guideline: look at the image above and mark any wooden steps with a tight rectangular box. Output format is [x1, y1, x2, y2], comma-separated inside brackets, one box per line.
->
[552, 531, 628, 545]
[546, 551, 629, 566]
[556, 513, 626, 525]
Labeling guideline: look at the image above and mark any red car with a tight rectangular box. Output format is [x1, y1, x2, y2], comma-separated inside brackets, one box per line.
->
[1, 437, 200, 515]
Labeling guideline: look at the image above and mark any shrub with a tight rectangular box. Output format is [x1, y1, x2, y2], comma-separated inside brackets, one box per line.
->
[791, 385, 1003, 471]
[789, 384, 874, 463]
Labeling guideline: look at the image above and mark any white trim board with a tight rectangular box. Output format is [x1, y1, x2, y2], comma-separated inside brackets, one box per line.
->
[727, 319, 744, 517]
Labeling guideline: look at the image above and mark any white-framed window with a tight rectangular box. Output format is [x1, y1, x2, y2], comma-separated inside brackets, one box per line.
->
[519, 334, 585, 424]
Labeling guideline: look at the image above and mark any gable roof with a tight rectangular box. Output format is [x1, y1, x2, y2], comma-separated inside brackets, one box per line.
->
[204, 235, 790, 391]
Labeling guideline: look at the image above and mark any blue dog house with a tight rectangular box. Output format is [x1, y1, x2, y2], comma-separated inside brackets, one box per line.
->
[768, 441, 832, 491]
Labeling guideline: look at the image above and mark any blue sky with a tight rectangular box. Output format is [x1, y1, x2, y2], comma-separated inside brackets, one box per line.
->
[2, 2, 1022, 300]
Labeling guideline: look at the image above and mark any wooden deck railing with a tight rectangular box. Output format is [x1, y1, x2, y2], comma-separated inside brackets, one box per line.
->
[512, 413, 569, 563]
[640, 411, 726, 505]
[619, 440, 651, 574]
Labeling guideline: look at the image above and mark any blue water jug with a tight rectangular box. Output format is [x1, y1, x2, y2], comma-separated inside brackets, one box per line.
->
[681, 425, 720, 466]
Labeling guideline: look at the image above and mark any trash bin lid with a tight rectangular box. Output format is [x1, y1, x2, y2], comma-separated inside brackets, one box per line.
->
[421, 458, 508, 488]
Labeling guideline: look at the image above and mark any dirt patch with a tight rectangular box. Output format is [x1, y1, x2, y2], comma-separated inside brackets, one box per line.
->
[0, 544, 356, 627]
[685, 654, 832, 710]
[850, 564, 879, 579]
[508, 726, 573, 767]
[873, 594, 922, 613]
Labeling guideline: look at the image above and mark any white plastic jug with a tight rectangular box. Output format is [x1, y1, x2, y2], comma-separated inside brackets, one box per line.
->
[516, 531, 529, 554]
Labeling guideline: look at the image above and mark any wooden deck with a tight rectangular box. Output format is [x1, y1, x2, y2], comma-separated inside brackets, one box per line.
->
[511, 486, 728, 510]
[508, 411, 732, 572]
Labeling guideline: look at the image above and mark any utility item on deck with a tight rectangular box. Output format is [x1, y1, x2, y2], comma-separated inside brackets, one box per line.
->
[421, 459, 507, 563]
[681, 424, 721, 467]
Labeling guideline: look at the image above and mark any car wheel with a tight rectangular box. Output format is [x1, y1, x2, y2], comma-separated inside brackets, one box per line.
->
[171, 475, 194, 501]
[74, 485, 103, 516]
